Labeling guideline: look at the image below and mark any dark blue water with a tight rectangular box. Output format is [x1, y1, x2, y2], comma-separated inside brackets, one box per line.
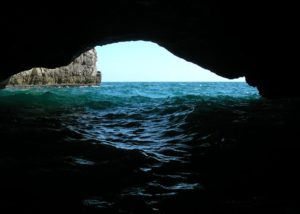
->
[0, 82, 259, 159]
[5, 82, 290, 213]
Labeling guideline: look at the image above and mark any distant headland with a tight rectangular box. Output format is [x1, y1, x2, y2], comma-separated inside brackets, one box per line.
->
[2, 48, 101, 88]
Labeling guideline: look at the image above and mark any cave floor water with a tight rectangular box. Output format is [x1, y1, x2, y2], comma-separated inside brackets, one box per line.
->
[0, 83, 300, 214]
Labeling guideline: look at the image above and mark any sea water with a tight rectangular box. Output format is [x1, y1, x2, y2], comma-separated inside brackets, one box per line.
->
[2, 82, 297, 213]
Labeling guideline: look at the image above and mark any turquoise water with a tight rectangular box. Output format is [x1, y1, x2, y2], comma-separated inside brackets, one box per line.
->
[0, 82, 259, 159]
[0, 82, 269, 213]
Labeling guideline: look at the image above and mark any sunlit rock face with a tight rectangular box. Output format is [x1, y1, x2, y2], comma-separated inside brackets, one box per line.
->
[5, 49, 101, 86]
[0, 2, 299, 97]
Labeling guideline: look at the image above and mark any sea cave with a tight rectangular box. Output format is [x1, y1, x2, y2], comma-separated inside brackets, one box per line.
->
[1, 2, 300, 214]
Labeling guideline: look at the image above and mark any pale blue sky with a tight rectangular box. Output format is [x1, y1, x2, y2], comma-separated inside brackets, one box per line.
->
[96, 41, 245, 82]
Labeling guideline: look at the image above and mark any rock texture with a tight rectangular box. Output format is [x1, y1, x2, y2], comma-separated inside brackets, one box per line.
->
[0, 2, 299, 97]
[6, 49, 101, 86]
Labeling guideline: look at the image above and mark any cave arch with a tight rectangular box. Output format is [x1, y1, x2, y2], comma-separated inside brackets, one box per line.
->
[1, 2, 299, 97]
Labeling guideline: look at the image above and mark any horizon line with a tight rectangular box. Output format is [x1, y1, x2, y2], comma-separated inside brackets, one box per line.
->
[101, 80, 246, 83]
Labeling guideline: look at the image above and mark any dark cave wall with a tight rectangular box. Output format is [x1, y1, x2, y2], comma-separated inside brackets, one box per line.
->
[0, 1, 299, 97]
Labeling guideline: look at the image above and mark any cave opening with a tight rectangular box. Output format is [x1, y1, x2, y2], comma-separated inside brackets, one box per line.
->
[97, 40, 246, 83]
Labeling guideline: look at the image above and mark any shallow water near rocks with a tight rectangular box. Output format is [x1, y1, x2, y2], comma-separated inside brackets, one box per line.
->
[1, 82, 299, 213]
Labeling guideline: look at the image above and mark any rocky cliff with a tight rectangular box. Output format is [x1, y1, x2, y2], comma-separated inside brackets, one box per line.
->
[6, 48, 101, 87]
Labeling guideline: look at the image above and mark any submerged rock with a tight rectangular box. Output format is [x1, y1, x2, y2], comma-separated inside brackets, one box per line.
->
[5, 48, 101, 87]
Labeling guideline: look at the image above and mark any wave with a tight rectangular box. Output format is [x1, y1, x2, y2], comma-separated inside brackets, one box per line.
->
[0, 82, 272, 213]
